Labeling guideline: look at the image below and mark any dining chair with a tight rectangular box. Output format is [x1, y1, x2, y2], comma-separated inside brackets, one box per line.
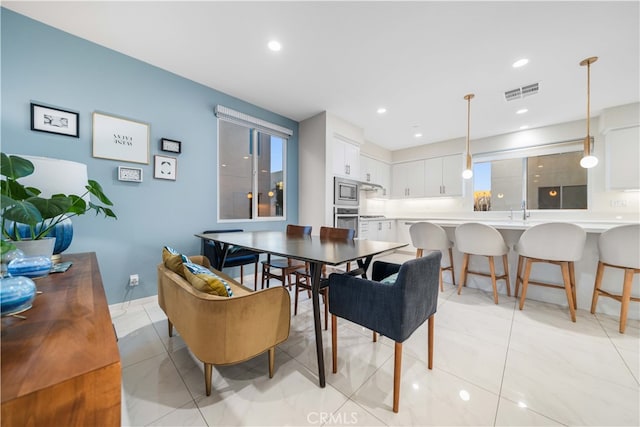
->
[515, 222, 586, 322]
[201, 229, 261, 289]
[328, 252, 442, 413]
[261, 224, 312, 290]
[292, 226, 355, 329]
[455, 222, 511, 304]
[409, 221, 455, 291]
[590, 224, 640, 333]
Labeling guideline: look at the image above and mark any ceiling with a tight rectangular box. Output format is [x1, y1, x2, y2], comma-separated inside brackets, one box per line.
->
[5, 1, 639, 151]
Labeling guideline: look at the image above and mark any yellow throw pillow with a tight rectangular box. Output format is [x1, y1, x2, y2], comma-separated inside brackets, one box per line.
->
[162, 246, 185, 277]
[182, 262, 232, 297]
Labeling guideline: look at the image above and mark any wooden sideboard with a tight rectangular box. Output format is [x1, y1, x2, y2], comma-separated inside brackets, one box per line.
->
[1, 252, 121, 426]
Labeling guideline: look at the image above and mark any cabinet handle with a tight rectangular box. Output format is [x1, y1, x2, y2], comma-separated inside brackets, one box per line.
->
[404, 222, 417, 225]
[366, 173, 370, 182]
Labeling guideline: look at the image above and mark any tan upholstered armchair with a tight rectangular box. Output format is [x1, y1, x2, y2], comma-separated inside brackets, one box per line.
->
[157, 256, 290, 395]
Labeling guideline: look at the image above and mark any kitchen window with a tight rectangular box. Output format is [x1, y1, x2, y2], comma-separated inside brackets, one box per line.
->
[472, 140, 588, 211]
[216, 106, 291, 221]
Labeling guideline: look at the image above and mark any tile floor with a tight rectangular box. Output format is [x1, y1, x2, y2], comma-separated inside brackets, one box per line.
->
[110, 253, 639, 426]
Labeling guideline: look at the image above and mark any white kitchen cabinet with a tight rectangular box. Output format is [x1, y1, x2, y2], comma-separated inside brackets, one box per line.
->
[424, 154, 463, 197]
[392, 160, 425, 198]
[606, 126, 640, 190]
[377, 161, 391, 198]
[360, 219, 395, 241]
[360, 155, 391, 198]
[333, 138, 360, 178]
[360, 155, 373, 183]
[395, 220, 416, 253]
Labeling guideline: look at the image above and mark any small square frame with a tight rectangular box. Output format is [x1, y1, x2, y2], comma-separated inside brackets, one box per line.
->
[161, 138, 182, 153]
[31, 103, 79, 138]
[118, 166, 143, 183]
[154, 155, 177, 181]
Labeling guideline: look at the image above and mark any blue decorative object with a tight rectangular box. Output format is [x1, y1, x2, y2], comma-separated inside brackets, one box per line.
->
[49, 217, 74, 255]
[6, 216, 74, 256]
[8, 256, 52, 278]
[0, 275, 37, 316]
[1, 248, 25, 277]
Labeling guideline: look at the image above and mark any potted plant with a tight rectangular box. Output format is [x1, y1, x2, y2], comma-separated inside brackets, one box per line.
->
[1, 153, 117, 257]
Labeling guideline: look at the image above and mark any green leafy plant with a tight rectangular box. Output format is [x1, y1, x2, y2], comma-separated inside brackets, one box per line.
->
[1, 153, 117, 242]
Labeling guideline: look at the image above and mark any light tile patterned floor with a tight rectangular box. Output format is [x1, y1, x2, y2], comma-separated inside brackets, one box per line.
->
[111, 253, 640, 426]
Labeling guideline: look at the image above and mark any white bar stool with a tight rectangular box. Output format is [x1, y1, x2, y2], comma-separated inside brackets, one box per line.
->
[590, 224, 640, 333]
[409, 221, 455, 291]
[515, 222, 586, 322]
[454, 222, 511, 304]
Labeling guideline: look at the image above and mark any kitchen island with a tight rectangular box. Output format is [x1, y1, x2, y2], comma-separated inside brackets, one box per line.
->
[360, 216, 640, 320]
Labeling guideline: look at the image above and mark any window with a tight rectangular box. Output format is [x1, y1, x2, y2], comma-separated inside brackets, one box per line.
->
[472, 142, 588, 211]
[216, 106, 291, 221]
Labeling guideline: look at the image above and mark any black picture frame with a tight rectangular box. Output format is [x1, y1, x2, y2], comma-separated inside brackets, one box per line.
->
[30, 103, 79, 138]
[161, 138, 182, 154]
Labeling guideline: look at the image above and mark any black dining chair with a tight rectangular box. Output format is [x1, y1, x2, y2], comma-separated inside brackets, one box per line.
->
[201, 229, 261, 290]
[328, 252, 442, 413]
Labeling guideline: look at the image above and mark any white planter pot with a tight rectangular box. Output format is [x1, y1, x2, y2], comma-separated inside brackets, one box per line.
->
[11, 237, 56, 259]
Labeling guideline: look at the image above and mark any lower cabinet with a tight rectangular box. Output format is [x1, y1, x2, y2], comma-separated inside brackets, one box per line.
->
[360, 220, 396, 241]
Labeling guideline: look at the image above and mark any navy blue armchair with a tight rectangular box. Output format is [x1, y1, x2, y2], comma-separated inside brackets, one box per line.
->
[328, 252, 442, 413]
[202, 229, 261, 289]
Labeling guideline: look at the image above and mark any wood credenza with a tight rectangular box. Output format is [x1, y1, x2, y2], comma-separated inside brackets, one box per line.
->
[1, 252, 121, 426]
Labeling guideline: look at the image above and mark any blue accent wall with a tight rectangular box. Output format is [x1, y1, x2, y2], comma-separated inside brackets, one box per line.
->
[1, 8, 299, 303]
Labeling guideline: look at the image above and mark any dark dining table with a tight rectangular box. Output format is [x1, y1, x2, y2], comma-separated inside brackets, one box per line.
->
[195, 230, 408, 387]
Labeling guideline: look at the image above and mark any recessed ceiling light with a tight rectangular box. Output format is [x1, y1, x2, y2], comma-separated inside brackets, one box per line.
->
[516, 108, 528, 114]
[377, 107, 387, 114]
[414, 132, 423, 138]
[519, 125, 529, 130]
[267, 40, 281, 51]
[513, 58, 529, 68]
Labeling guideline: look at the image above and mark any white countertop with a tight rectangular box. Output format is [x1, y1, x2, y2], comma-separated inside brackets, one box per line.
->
[365, 217, 639, 233]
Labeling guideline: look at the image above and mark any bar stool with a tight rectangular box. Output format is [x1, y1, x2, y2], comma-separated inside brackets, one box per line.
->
[409, 221, 455, 291]
[515, 222, 586, 322]
[590, 224, 640, 333]
[455, 222, 511, 304]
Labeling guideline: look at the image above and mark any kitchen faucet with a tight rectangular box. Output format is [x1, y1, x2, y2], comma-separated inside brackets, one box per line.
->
[521, 200, 530, 220]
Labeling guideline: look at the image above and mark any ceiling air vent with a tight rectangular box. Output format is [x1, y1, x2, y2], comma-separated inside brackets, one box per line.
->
[504, 82, 540, 101]
[504, 88, 522, 102]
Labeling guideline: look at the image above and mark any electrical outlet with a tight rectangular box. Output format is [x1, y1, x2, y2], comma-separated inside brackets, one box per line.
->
[129, 274, 139, 287]
[610, 199, 628, 208]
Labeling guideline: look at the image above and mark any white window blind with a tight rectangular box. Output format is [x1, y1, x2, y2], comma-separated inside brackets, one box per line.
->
[215, 105, 293, 138]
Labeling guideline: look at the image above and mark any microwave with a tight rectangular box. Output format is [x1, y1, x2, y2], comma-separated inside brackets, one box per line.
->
[334, 177, 359, 206]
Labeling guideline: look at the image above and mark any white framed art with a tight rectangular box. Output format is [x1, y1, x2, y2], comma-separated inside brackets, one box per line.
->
[154, 155, 177, 181]
[92, 112, 150, 164]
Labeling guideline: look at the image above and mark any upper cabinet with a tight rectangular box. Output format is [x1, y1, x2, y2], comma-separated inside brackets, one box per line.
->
[424, 154, 463, 197]
[392, 155, 462, 199]
[333, 137, 360, 178]
[606, 126, 640, 190]
[392, 160, 425, 198]
[360, 155, 391, 197]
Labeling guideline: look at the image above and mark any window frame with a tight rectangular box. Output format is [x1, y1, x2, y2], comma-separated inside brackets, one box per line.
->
[471, 138, 591, 212]
[216, 120, 288, 223]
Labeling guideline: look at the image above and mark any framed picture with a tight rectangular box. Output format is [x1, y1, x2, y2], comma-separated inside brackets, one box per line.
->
[154, 155, 177, 181]
[31, 103, 79, 138]
[92, 112, 149, 164]
[117, 166, 143, 183]
[161, 138, 182, 154]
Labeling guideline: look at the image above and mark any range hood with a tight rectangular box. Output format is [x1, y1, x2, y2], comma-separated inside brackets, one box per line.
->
[356, 180, 384, 191]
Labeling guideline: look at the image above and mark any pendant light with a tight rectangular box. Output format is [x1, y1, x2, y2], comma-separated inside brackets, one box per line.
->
[579, 56, 598, 168]
[462, 93, 475, 179]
